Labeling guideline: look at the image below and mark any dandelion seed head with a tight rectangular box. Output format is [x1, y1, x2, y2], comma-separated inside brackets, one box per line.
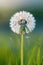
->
[10, 11, 36, 34]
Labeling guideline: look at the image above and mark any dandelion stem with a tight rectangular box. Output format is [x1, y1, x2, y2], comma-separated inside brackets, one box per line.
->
[21, 32, 24, 65]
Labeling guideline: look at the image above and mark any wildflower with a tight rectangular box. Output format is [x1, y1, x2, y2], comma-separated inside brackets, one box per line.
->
[9, 11, 36, 65]
[10, 11, 36, 34]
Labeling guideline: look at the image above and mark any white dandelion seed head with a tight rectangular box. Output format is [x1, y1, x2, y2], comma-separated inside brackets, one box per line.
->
[10, 11, 36, 34]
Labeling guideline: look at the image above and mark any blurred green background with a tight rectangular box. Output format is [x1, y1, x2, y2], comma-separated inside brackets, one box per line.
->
[0, 0, 43, 65]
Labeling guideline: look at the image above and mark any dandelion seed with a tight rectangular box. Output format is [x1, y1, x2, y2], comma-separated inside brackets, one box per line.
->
[9, 11, 36, 65]
[10, 11, 36, 34]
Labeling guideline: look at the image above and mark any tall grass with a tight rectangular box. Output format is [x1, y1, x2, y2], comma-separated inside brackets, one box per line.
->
[0, 33, 43, 65]
[27, 45, 37, 65]
[37, 46, 40, 65]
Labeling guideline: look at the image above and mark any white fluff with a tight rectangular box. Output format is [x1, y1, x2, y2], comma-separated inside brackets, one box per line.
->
[10, 11, 36, 34]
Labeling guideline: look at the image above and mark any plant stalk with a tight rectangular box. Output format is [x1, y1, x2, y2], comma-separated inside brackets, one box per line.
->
[21, 32, 24, 65]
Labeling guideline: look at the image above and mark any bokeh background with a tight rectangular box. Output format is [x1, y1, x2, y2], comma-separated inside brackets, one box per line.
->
[0, 0, 43, 65]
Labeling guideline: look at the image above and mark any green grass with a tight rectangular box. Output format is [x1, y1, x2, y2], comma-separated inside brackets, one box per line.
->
[0, 32, 43, 65]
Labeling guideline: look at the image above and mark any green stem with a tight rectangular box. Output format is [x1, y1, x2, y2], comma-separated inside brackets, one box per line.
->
[21, 32, 24, 65]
